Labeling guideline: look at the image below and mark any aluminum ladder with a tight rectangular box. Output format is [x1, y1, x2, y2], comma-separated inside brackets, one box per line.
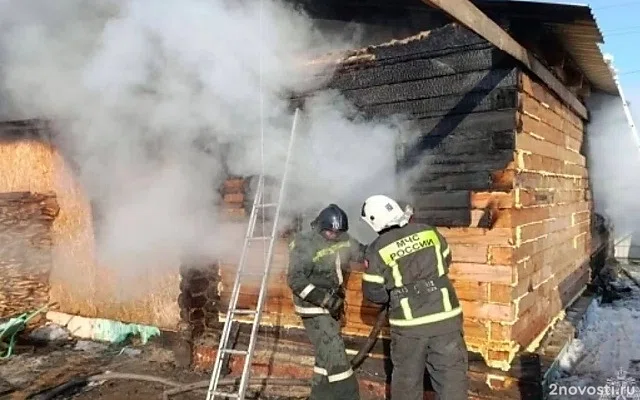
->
[205, 108, 300, 400]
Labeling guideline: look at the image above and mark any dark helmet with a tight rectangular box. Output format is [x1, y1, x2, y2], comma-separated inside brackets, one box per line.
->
[311, 204, 349, 232]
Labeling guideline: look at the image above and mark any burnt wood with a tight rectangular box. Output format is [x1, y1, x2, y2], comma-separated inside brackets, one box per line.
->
[409, 171, 493, 191]
[351, 23, 489, 62]
[365, 89, 517, 121]
[405, 150, 514, 174]
[405, 109, 517, 139]
[408, 130, 514, 154]
[410, 190, 470, 209]
[413, 209, 472, 226]
[327, 46, 510, 90]
[419, 0, 587, 118]
[342, 68, 518, 107]
[363, 88, 517, 119]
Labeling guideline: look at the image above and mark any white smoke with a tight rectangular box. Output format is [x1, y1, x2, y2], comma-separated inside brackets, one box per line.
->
[585, 88, 640, 240]
[0, 0, 407, 274]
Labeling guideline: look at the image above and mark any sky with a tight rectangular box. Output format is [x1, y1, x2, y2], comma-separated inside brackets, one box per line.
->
[554, 0, 640, 120]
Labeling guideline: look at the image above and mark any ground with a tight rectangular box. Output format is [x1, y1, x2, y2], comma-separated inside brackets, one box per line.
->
[0, 335, 309, 399]
[2, 262, 639, 400]
[551, 262, 640, 400]
[0, 339, 210, 400]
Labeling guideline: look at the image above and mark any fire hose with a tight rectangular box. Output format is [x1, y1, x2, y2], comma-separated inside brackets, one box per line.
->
[28, 306, 389, 400]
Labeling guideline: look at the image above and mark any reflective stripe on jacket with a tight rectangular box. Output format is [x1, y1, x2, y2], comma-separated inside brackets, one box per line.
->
[287, 230, 365, 316]
[362, 223, 462, 329]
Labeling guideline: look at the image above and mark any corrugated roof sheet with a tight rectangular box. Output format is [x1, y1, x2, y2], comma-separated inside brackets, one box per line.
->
[474, 0, 618, 94]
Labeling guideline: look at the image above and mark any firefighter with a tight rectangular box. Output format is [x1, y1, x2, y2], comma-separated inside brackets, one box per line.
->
[360, 194, 469, 400]
[287, 203, 365, 400]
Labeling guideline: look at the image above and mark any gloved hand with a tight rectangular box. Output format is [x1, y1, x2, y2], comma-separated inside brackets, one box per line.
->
[321, 292, 344, 318]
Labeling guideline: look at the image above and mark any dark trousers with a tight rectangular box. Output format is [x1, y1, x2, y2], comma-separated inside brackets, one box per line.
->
[390, 329, 469, 400]
[302, 315, 360, 400]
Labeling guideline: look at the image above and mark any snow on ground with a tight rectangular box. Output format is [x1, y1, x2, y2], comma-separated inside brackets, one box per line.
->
[550, 263, 640, 399]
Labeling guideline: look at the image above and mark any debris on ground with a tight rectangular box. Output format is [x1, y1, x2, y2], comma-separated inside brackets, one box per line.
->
[0, 335, 309, 399]
[29, 323, 71, 342]
[74, 340, 109, 353]
[554, 263, 640, 399]
[46, 311, 161, 345]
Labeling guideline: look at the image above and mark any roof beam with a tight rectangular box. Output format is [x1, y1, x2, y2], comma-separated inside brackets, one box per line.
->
[420, 0, 588, 120]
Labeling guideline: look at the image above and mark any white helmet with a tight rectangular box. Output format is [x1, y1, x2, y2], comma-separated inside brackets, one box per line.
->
[361, 195, 410, 233]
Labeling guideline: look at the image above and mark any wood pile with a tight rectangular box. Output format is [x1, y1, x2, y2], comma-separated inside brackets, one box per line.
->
[213, 22, 594, 372]
[220, 177, 248, 220]
[178, 263, 221, 341]
[0, 191, 59, 317]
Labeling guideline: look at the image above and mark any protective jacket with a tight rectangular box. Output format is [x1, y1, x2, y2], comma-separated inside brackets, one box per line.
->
[362, 222, 462, 335]
[287, 230, 365, 316]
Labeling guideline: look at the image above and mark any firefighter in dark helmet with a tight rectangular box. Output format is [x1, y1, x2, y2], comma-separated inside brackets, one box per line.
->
[360, 195, 469, 400]
[287, 204, 365, 400]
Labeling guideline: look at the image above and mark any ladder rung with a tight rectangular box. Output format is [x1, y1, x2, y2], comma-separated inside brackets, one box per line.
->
[256, 203, 278, 208]
[240, 271, 266, 277]
[247, 236, 273, 241]
[211, 391, 239, 399]
[231, 309, 256, 315]
[221, 348, 248, 355]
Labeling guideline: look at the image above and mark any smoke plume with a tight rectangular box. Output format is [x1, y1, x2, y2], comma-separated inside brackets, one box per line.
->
[585, 87, 640, 240]
[0, 0, 409, 276]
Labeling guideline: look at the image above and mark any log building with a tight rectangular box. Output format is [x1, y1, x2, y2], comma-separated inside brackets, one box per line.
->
[185, 1, 618, 397]
[0, 0, 617, 398]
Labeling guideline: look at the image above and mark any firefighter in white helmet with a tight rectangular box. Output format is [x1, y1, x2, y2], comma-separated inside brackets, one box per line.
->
[359, 195, 468, 400]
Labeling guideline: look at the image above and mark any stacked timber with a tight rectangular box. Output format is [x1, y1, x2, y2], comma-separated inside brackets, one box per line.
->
[220, 177, 247, 220]
[323, 23, 526, 366]
[214, 22, 595, 376]
[0, 191, 59, 317]
[178, 262, 220, 339]
[501, 73, 591, 363]
[217, 23, 521, 340]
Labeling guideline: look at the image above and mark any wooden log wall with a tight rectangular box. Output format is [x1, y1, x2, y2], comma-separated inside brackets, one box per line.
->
[213, 22, 594, 372]
[494, 73, 591, 366]
[0, 192, 59, 317]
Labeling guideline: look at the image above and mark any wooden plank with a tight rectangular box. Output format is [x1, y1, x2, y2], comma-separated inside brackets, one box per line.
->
[520, 95, 583, 141]
[439, 227, 514, 246]
[460, 300, 515, 322]
[513, 221, 590, 263]
[364, 87, 518, 119]
[515, 153, 588, 178]
[413, 209, 471, 226]
[520, 74, 583, 130]
[453, 280, 490, 302]
[515, 133, 585, 166]
[514, 172, 588, 190]
[338, 23, 489, 63]
[519, 112, 564, 147]
[411, 190, 470, 209]
[410, 171, 494, 192]
[328, 46, 505, 91]
[419, 0, 588, 119]
[465, 319, 490, 341]
[223, 178, 245, 193]
[344, 68, 518, 108]
[405, 110, 517, 140]
[488, 246, 514, 265]
[406, 152, 514, 175]
[494, 202, 590, 229]
[490, 322, 512, 342]
[518, 215, 574, 241]
[512, 259, 589, 346]
[223, 193, 244, 203]
[407, 130, 515, 156]
[515, 243, 585, 300]
[450, 262, 513, 284]
[471, 191, 514, 209]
